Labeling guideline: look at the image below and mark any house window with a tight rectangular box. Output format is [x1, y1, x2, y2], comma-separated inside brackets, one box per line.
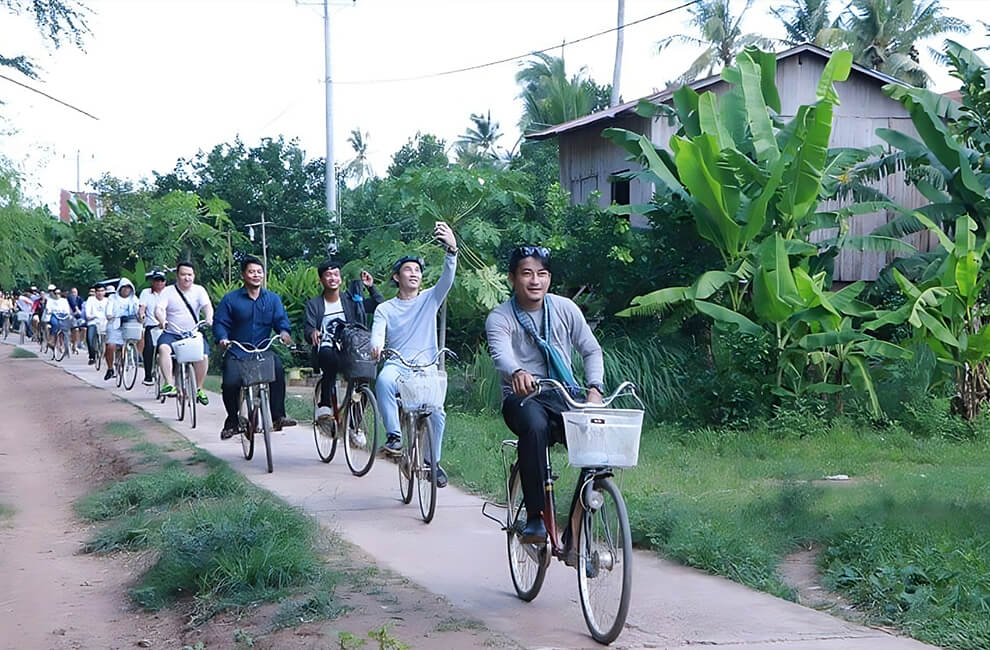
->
[610, 169, 630, 206]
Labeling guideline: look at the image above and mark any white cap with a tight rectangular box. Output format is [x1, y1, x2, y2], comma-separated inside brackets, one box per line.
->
[47, 284, 56, 291]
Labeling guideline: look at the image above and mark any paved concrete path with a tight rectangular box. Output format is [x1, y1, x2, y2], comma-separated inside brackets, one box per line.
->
[9, 341, 937, 650]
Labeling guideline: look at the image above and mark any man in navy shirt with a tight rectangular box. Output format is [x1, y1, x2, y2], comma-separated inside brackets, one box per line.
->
[213, 255, 296, 440]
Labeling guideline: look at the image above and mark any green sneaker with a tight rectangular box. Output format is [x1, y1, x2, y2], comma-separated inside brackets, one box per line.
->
[196, 389, 209, 406]
[160, 383, 177, 397]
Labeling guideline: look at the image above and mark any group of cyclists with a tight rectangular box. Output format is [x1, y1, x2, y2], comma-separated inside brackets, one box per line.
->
[5, 222, 607, 551]
[0, 284, 89, 354]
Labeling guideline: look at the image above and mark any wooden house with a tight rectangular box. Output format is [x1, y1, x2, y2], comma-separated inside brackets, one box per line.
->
[524, 44, 932, 282]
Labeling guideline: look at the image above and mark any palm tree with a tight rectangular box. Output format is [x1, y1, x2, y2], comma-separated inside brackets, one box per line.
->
[455, 111, 506, 168]
[342, 128, 373, 185]
[516, 53, 606, 133]
[657, 0, 776, 83]
[771, 0, 841, 47]
[839, 0, 968, 87]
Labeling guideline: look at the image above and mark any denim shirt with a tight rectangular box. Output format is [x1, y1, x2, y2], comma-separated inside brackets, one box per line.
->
[213, 287, 292, 360]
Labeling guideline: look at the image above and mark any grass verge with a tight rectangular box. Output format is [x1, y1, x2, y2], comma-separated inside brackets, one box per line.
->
[10, 347, 37, 359]
[442, 411, 990, 650]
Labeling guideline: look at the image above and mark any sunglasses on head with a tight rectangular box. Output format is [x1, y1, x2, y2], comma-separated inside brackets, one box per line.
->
[392, 256, 425, 274]
[510, 245, 550, 261]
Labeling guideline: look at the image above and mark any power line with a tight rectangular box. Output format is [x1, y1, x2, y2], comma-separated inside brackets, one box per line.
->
[0, 73, 99, 120]
[334, 0, 701, 86]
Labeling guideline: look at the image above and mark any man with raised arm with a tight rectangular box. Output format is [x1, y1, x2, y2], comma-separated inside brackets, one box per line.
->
[214, 256, 296, 440]
[304, 260, 383, 426]
[485, 246, 605, 544]
[154, 261, 214, 405]
[370, 221, 457, 487]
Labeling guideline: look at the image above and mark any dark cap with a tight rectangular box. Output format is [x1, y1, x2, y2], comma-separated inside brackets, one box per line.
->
[149, 269, 167, 280]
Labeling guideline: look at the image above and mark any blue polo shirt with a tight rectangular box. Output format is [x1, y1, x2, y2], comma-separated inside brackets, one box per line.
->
[213, 287, 292, 359]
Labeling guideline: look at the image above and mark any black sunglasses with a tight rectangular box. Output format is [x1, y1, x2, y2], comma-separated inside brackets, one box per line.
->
[511, 245, 550, 260]
[392, 256, 425, 274]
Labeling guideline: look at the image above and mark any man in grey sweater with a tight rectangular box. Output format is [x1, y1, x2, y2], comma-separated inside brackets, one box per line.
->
[371, 221, 458, 487]
[486, 246, 604, 543]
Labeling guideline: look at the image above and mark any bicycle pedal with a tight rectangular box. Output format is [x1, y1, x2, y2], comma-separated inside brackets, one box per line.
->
[550, 473, 560, 481]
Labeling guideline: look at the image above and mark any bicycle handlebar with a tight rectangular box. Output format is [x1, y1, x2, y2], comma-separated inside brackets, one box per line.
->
[163, 320, 210, 336]
[226, 335, 295, 353]
[520, 378, 643, 410]
[381, 347, 456, 369]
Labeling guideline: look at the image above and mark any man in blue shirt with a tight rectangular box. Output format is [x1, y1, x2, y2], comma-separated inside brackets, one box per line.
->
[213, 256, 296, 440]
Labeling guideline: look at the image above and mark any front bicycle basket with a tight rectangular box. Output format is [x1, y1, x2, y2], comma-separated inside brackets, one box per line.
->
[397, 367, 447, 410]
[121, 321, 144, 341]
[339, 323, 377, 381]
[239, 350, 276, 386]
[172, 333, 205, 363]
[562, 408, 643, 468]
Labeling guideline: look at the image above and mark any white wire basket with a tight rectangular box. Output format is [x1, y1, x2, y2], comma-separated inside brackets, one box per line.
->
[561, 408, 644, 468]
[397, 368, 447, 410]
[121, 321, 144, 341]
[171, 333, 205, 363]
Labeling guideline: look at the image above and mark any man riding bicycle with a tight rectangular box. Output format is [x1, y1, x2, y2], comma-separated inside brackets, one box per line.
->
[303, 259, 382, 427]
[138, 269, 168, 385]
[45, 286, 72, 350]
[84, 284, 108, 364]
[154, 261, 214, 405]
[371, 221, 457, 487]
[213, 255, 296, 440]
[485, 246, 605, 544]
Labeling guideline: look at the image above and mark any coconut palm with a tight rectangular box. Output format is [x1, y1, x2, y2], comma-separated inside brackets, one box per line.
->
[342, 128, 374, 185]
[455, 111, 508, 168]
[839, 0, 968, 87]
[771, 0, 842, 47]
[657, 0, 777, 83]
[516, 53, 608, 133]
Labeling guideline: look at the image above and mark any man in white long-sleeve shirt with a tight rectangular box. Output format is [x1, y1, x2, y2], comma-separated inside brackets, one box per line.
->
[371, 221, 458, 487]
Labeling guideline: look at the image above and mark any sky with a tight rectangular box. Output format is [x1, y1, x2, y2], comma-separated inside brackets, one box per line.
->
[2, 0, 988, 212]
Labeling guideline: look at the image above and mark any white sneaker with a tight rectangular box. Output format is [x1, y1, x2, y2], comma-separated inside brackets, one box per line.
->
[315, 406, 333, 421]
[349, 427, 367, 448]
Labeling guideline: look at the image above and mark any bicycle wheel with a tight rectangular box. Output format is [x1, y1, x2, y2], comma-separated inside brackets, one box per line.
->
[397, 415, 414, 505]
[19, 321, 25, 345]
[416, 416, 438, 523]
[260, 385, 274, 473]
[576, 476, 633, 645]
[175, 364, 186, 422]
[186, 365, 198, 429]
[344, 384, 380, 477]
[507, 464, 549, 602]
[239, 387, 256, 460]
[154, 356, 165, 403]
[50, 331, 60, 360]
[115, 348, 125, 387]
[95, 334, 104, 371]
[123, 343, 138, 389]
[313, 379, 337, 463]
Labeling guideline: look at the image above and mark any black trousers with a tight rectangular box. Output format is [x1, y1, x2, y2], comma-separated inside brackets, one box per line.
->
[221, 353, 287, 424]
[142, 326, 155, 381]
[316, 345, 342, 407]
[502, 392, 569, 518]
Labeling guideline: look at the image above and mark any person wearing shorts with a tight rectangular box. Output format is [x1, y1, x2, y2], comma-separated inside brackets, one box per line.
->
[154, 261, 213, 405]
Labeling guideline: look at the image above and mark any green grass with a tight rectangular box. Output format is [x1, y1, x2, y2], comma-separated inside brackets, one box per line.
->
[0, 503, 14, 520]
[271, 588, 348, 630]
[105, 421, 144, 439]
[441, 411, 990, 649]
[10, 347, 37, 359]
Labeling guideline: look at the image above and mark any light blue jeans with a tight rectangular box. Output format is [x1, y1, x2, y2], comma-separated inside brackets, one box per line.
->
[375, 361, 446, 462]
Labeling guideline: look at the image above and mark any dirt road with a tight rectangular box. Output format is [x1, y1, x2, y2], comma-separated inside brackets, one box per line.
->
[3, 342, 938, 649]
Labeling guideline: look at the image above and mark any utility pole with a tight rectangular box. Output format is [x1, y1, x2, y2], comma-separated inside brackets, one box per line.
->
[260, 210, 268, 286]
[324, 0, 338, 238]
[76, 149, 81, 192]
[611, 0, 625, 106]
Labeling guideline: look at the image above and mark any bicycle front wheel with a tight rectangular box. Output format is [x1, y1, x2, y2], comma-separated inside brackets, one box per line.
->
[416, 417, 437, 523]
[95, 336, 103, 371]
[123, 342, 138, 390]
[507, 463, 549, 601]
[344, 384, 380, 477]
[239, 387, 255, 460]
[397, 416, 414, 505]
[175, 364, 186, 421]
[260, 386, 274, 473]
[313, 379, 337, 463]
[115, 350, 124, 387]
[19, 321, 25, 345]
[186, 365, 198, 429]
[58, 331, 70, 362]
[576, 476, 632, 645]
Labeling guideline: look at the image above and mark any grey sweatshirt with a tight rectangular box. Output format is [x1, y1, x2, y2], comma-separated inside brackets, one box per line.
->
[371, 253, 457, 365]
[485, 294, 604, 397]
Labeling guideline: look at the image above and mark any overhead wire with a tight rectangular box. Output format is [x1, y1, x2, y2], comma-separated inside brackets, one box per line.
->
[334, 0, 702, 85]
[0, 72, 99, 120]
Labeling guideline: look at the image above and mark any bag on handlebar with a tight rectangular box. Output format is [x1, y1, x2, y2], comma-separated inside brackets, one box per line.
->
[338, 323, 377, 381]
[239, 349, 277, 386]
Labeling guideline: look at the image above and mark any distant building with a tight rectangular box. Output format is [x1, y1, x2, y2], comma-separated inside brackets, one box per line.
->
[58, 190, 102, 223]
[525, 44, 936, 282]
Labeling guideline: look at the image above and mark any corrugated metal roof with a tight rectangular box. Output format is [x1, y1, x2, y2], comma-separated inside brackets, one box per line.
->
[524, 43, 908, 141]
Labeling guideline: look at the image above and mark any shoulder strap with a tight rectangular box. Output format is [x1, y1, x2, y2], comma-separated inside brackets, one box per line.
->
[175, 286, 198, 322]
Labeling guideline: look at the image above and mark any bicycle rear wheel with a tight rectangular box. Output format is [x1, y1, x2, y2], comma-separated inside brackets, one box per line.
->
[186, 365, 198, 429]
[507, 464, 549, 601]
[313, 379, 337, 463]
[260, 386, 274, 473]
[56, 331, 69, 362]
[416, 417, 438, 523]
[239, 387, 256, 460]
[576, 476, 632, 645]
[123, 342, 138, 390]
[344, 384, 380, 477]
[175, 364, 186, 421]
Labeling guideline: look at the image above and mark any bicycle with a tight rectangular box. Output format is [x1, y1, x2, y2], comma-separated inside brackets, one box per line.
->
[49, 313, 72, 362]
[93, 327, 107, 372]
[312, 319, 382, 476]
[165, 320, 209, 428]
[16, 310, 30, 345]
[34, 316, 47, 353]
[149, 327, 166, 402]
[383, 347, 453, 524]
[113, 320, 143, 390]
[482, 379, 643, 645]
[229, 336, 291, 474]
